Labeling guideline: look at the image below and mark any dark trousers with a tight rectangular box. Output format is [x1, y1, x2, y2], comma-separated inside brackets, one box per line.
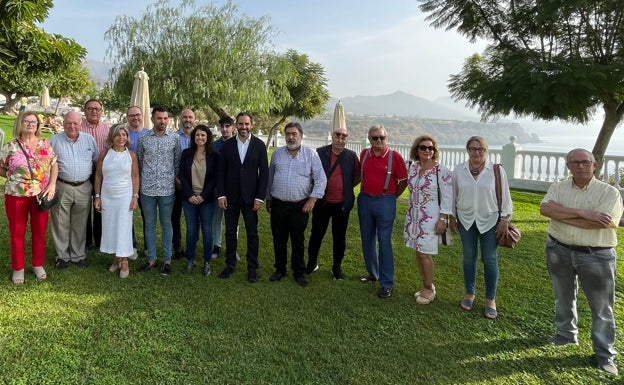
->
[224, 201, 259, 271]
[307, 201, 351, 273]
[270, 198, 309, 277]
[171, 189, 183, 252]
[86, 204, 101, 248]
[132, 197, 146, 250]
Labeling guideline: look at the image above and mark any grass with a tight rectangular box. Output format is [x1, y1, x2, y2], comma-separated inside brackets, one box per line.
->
[1, 114, 623, 383]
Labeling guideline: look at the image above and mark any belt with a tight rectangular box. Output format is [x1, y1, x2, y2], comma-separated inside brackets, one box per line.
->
[548, 235, 612, 254]
[58, 178, 89, 187]
[273, 197, 307, 205]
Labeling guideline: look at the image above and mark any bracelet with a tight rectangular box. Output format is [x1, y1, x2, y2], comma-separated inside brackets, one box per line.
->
[438, 217, 446, 222]
[94, 194, 100, 198]
[133, 193, 139, 198]
[500, 217, 509, 222]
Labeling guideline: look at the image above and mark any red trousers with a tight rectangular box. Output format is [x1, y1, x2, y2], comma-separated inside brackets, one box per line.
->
[5, 194, 49, 270]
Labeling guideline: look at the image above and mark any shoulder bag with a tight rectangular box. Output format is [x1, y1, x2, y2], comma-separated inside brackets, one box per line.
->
[494, 164, 521, 248]
[17, 140, 58, 211]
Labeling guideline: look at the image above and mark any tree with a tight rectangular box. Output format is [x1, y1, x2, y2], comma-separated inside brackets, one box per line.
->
[105, 0, 291, 118]
[419, 0, 624, 170]
[0, 0, 86, 113]
[265, 50, 330, 147]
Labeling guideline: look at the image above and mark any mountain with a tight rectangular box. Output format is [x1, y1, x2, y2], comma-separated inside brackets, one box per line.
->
[85, 59, 114, 88]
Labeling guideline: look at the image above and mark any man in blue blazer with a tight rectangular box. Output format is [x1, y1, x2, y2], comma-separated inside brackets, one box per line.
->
[216, 112, 269, 283]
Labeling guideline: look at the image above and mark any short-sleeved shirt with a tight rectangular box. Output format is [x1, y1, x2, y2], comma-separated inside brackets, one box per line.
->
[359, 147, 408, 195]
[137, 130, 181, 197]
[0, 138, 57, 197]
[50, 132, 99, 183]
[128, 127, 149, 153]
[81, 120, 109, 153]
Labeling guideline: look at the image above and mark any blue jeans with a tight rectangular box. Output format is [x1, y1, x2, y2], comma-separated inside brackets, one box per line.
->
[183, 200, 215, 263]
[357, 193, 397, 289]
[140, 193, 174, 263]
[457, 220, 499, 300]
[546, 237, 617, 359]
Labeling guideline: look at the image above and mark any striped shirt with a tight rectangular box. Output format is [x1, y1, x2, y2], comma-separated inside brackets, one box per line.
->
[137, 130, 181, 197]
[178, 130, 191, 151]
[542, 177, 622, 247]
[268, 145, 327, 202]
[50, 132, 99, 182]
[81, 120, 109, 153]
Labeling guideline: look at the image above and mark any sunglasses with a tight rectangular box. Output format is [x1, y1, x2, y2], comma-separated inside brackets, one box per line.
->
[418, 145, 435, 152]
[370, 136, 386, 141]
[333, 132, 348, 139]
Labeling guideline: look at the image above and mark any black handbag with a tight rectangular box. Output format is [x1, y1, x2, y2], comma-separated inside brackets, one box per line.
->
[17, 140, 58, 211]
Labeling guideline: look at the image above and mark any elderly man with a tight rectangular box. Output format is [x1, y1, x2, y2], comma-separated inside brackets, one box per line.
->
[216, 113, 268, 283]
[212, 115, 236, 260]
[358, 125, 408, 299]
[50, 111, 99, 268]
[306, 127, 360, 279]
[81, 99, 109, 250]
[137, 105, 181, 276]
[171, 108, 196, 260]
[266, 122, 327, 287]
[540, 148, 623, 375]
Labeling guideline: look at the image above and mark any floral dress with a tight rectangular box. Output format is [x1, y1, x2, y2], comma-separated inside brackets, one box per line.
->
[403, 162, 453, 254]
[0, 138, 57, 197]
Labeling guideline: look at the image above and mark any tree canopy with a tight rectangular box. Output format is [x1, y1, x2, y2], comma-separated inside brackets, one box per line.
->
[105, 0, 296, 118]
[0, 0, 88, 113]
[419, 0, 624, 168]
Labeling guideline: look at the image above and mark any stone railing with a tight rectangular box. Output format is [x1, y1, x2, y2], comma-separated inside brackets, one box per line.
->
[258, 134, 624, 193]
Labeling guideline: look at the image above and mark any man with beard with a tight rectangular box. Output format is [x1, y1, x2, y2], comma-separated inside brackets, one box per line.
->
[136, 105, 181, 276]
[216, 112, 268, 283]
[171, 108, 195, 260]
[266, 122, 327, 287]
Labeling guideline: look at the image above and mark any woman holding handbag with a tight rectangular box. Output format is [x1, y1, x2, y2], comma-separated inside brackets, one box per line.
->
[404, 135, 453, 304]
[450, 136, 512, 319]
[0, 111, 58, 284]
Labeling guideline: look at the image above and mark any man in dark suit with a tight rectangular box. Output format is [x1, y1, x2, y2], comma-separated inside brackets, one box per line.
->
[216, 112, 269, 283]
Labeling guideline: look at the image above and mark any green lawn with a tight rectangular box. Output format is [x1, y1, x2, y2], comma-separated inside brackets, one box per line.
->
[1, 114, 622, 383]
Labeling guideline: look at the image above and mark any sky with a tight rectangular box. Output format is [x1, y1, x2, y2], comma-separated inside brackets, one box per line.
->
[40, 0, 487, 101]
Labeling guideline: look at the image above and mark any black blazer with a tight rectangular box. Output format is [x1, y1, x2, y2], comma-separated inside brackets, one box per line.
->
[178, 147, 219, 202]
[317, 145, 359, 212]
[217, 135, 269, 204]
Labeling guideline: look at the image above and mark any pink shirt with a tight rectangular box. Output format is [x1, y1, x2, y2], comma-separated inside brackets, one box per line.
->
[81, 120, 109, 152]
[0, 138, 57, 197]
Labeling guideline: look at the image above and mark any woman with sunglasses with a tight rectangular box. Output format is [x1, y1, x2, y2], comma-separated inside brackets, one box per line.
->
[450, 136, 512, 319]
[403, 135, 452, 304]
[0, 111, 58, 284]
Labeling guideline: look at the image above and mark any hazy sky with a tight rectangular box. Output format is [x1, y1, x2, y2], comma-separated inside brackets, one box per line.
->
[40, 0, 487, 101]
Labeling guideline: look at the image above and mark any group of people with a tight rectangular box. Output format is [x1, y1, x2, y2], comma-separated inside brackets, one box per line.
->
[1, 103, 621, 375]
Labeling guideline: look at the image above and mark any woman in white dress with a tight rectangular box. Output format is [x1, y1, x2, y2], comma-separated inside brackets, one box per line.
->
[94, 124, 139, 278]
[403, 135, 452, 304]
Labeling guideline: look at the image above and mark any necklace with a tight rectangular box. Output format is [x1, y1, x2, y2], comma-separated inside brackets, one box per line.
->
[469, 162, 484, 176]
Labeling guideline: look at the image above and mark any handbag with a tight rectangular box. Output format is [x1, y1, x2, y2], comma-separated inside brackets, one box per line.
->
[435, 165, 452, 246]
[17, 140, 59, 211]
[494, 164, 521, 248]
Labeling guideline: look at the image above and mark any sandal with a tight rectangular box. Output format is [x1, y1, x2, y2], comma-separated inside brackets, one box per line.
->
[416, 288, 436, 304]
[484, 306, 498, 320]
[12, 269, 25, 285]
[109, 257, 120, 273]
[460, 298, 474, 311]
[119, 260, 129, 279]
[33, 266, 47, 280]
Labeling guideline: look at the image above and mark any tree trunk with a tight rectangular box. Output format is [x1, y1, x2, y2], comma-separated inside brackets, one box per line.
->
[591, 99, 621, 176]
[0, 92, 21, 115]
[266, 115, 287, 148]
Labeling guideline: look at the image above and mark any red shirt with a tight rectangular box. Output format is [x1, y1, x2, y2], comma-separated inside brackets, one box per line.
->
[325, 151, 344, 203]
[360, 147, 408, 195]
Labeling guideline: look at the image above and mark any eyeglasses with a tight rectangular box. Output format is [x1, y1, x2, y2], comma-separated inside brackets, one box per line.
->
[334, 132, 348, 139]
[86, 107, 102, 112]
[127, 113, 142, 119]
[370, 136, 386, 141]
[22, 120, 38, 126]
[468, 147, 487, 153]
[418, 145, 435, 152]
[567, 160, 594, 166]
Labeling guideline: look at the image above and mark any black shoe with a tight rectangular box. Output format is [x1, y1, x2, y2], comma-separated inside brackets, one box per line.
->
[160, 263, 172, 276]
[332, 269, 345, 280]
[377, 287, 393, 299]
[185, 260, 195, 274]
[203, 262, 211, 277]
[172, 248, 185, 260]
[548, 334, 578, 346]
[305, 264, 319, 275]
[72, 259, 89, 268]
[360, 274, 377, 283]
[138, 262, 157, 272]
[269, 271, 286, 282]
[211, 246, 221, 260]
[247, 269, 259, 283]
[295, 276, 308, 287]
[218, 266, 235, 279]
[55, 259, 69, 269]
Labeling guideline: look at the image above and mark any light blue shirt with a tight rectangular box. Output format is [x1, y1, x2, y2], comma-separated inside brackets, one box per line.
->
[268, 145, 327, 202]
[178, 130, 191, 151]
[50, 132, 99, 182]
[128, 127, 149, 153]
